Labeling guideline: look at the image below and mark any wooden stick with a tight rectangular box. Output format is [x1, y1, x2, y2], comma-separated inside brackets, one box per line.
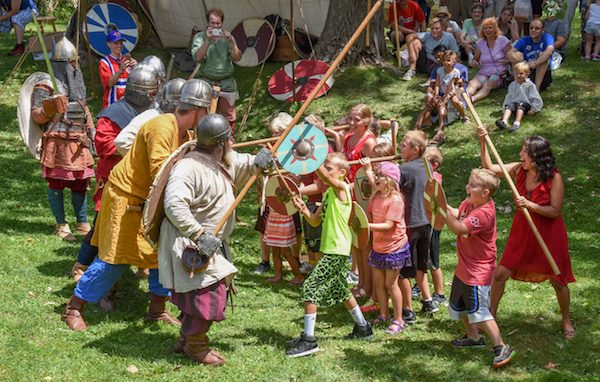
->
[290, 0, 296, 102]
[271, 153, 402, 176]
[209, 85, 220, 114]
[232, 124, 349, 149]
[189, 63, 201, 80]
[460, 89, 560, 275]
[390, 118, 398, 152]
[392, 0, 402, 67]
[82, 0, 96, 96]
[366, 0, 372, 47]
[267, 143, 297, 197]
[212, 0, 384, 236]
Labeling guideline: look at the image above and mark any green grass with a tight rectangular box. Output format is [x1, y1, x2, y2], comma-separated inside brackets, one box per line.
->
[1, 18, 600, 382]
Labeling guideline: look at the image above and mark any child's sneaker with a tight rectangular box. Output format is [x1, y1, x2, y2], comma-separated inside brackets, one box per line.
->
[592, 54, 600, 62]
[433, 293, 448, 307]
[421, 299, 439, 315]
[402, 69, 416, 81]
[508, 123, 521, 133]
[299, 261, 313, 274]
[495, 119, 507, 130]
[492, 345, 516, 368]
[286, 333, 319, 358]
[347, 323, 374, 340]
[346, 270, 359, 284]
[451, 335, 486, 348]
[402, 308, 417, 324]
[411, 284, 421, 300]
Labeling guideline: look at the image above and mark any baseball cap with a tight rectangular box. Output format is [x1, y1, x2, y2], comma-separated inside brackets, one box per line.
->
[106, 29, 125, 42]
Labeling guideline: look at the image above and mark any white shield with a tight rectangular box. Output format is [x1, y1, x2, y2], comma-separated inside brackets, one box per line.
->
[17, 72, 52, 160]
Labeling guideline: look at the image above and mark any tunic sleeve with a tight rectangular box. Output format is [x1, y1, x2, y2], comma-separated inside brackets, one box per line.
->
[190, 32, 206, 62]
[164, 162, 204, 240]
[231, 151, 258, 188]
[95, 118, 121, 158]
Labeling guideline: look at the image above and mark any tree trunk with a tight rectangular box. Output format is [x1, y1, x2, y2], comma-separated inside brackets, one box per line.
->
[314, 0, 387, 65]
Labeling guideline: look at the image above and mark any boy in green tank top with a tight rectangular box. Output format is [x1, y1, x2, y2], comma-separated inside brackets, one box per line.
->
[287, 153, 373, 358]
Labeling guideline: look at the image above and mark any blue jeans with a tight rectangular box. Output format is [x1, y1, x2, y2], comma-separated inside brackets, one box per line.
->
[74, 258, 170, 302]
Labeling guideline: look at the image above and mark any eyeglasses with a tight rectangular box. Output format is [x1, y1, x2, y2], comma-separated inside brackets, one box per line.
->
[530, 26, 542, 30]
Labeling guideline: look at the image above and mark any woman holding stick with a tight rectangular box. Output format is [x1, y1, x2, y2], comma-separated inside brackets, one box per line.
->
[478, 129, 576, 339]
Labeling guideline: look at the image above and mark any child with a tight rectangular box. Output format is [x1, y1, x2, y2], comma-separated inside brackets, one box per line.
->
[446, 168, 516, 368]
[261, 112, 304, 285]
[495, 62, 543, 133]
[364, 160, 412, 335]
[431, 51, 469, 145]
[398, 131, 438, 324]
[422, 146, 447, 306]
[99, 29, 137, 109]
[288, 153, 373, 357]
[584, 0, 600, 60]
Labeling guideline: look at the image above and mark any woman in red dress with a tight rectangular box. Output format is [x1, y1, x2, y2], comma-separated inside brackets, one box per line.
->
[479, 132, 576, 339]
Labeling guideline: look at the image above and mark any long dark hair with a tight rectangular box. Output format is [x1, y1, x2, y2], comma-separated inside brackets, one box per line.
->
[524, 136, 556, 182]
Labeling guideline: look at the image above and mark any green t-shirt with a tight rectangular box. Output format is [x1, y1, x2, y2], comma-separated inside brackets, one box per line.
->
[320, 185, 352, 256]
[190, 31, 237, 92]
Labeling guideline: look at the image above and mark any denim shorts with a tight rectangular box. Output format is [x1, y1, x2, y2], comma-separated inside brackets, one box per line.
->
[585, 22, 600, 36]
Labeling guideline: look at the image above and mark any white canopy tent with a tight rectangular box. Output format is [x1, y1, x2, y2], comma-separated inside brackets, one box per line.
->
[143, 0, 330, 48]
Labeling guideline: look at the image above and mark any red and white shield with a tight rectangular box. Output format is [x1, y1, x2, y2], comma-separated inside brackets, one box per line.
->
[268, 59, 334, 102]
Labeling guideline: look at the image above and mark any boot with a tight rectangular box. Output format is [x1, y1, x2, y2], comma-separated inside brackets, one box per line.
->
[183, 332, 225, 366]
[62, 295, 88, 331]
[173, 333, 185, 353]
[98, 287, 117, 312]
[146, 294, 180, 326]
[70, 262, 88, 283]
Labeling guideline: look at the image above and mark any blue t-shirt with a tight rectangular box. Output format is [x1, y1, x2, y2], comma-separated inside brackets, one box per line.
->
[514, 33, 555, 62]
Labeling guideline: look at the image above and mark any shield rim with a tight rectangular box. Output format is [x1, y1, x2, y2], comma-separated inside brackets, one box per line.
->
[18, 72, 53, 160]
[353, 167, 372, 211]
[232, 17, 275, 67]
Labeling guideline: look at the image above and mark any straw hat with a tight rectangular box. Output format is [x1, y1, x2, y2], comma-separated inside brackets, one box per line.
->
[436, 6, 452, 18]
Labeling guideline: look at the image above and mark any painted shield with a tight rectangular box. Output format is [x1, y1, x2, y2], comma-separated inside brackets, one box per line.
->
[84, 2, 139, 56]
[349, 202, 370, 248]
[424, 179, 448, 231]
[143, 140, 196, 247]
[231, 18, 276, 67]
[268, 60, 334, 102]
[353, 167, 372, 211]
[275, 122, 328, 175]
[265, 175, 299, 216]
[17, 72, 52, 160]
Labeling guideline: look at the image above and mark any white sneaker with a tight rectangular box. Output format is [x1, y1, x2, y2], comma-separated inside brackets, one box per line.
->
[402, 69, 416, 81]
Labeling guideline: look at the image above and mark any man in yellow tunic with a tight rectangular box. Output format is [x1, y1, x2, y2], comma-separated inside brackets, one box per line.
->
[62, 79, 213, 331]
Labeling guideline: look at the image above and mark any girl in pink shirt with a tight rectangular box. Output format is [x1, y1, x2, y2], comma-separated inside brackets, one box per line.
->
[363, 161, 412, 335]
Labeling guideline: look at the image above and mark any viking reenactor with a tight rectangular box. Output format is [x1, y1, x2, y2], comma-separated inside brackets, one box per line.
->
[62, 79, 213, 332]
[70, 65, 161, 281]
[27, 37, 95, 242]
[115, 77, 186, 156]
[157, 114, 274, 366]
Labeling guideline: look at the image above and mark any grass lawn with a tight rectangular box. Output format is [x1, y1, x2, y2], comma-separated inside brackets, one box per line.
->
[1, 15, 599, 382]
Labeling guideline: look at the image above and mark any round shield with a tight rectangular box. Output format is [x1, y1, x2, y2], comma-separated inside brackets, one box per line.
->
[231, 18, 276, 67]
[353, 167, 372, 211]
[424, 179, 448, 231]
[349, 202, 370, 248]
[144, 140, 196, 247]
[275, 122, 328, 175]
[268, 60, 334, 102]
[265, 175, 299, 216]
[181, 245, 210, 273]
[18, 72, 53, 160]
[84, 2, 139, 56]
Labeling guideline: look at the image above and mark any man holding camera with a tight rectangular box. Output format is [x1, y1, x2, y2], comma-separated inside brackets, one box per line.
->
[191, 8, 241, 131]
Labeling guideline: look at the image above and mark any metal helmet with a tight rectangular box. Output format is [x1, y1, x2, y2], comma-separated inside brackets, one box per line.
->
[179, 79, 212, 110]
[157, 77, 185, 113]
[51, 37, 78, 62]
[195, 114, 232, 147]
[124, 66, 160, 110]
[139, 55, 166, 83]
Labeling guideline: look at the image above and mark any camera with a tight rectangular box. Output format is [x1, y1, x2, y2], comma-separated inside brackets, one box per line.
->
[209, 28, 223, 37]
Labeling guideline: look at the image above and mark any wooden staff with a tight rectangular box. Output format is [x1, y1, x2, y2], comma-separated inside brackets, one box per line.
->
[460, 89, 560, 275]
[232, 124, 349, 149]
[267, 143, 297, 197]
[209, 85, 220, 114]
[366, 0, 372, 47]
[212, 0, 384, 236]
[390, 118, 398, 152]
[81, 0, 96, 96]
[290, 0, 296, 102]
[392, 0, 402, 67]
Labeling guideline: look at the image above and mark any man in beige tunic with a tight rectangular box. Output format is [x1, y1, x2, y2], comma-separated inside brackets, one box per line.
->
[158, 114, 274, 366]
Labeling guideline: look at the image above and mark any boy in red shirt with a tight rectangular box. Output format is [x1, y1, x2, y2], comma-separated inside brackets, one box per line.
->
[446, 168, 516, 368]
[388, 0, 426, 49]
[99, 29, 137, 109]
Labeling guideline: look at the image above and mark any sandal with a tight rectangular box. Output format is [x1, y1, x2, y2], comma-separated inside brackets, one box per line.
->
[430, 131, 446, 146]
[267, 277, 282, 284]
[371, 315, 389, 326]
[288, 278, 304, 286]
[385, 320, 405, 335]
